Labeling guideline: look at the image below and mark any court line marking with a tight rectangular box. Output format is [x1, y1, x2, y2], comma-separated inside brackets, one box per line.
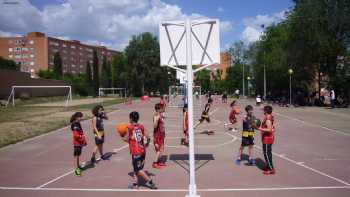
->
[1, 186, 350, 192]
[36, 144, 129, 189]
[253, 145, 350, 186]
[274, 112, 350, 137]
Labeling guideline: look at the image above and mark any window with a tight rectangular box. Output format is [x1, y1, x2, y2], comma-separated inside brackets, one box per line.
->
[30, 54, 35, 58]
[63, 50, 67, 53]
[9, 48, 13, 52]
[80, 65, 83, 68]
[49, 62, 54, 65]
[49, 41, 59, 46]
[79, 47, 83, 50]
[22, 54, 29, 58]
[30, 48, 34, 51]
[14, 47, 21, 52]
[72, 70, 76, 74]
[63, 44, 67, 47]
[29, 40, 34, 44]
[71, 45, 76, 49]
[30, 62, 34, 65]
[22, 48, 28, 51]
[14, 55, 21, 59]
[9, 55, 13, 58]
[72, 64, 76, 68]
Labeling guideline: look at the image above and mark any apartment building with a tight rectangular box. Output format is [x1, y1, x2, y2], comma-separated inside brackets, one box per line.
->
[0, 32, 120, 76]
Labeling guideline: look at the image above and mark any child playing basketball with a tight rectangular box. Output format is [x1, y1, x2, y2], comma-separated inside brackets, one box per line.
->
[195, 98, 214, 134]
[226, 100, 239, 131]
[123, 111, 157, 189]
[70, 112, 87, 176]
[258, 105, 276, 175]
[181, 104, 189, 146]
[90, 105, 108, 164]
[153, 103, 166, 169]
[235, 105, 256, 166]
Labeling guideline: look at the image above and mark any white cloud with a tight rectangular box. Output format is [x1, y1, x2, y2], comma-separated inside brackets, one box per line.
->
[0, 0, 233, 51]
[220, 21, 233, 33]
[0, 30, 21, 37]
[217, 7, 224, 12]
[241, 10, 286, 44]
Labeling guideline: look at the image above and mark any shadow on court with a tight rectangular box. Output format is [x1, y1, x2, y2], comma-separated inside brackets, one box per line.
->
[169, 154, 215, 173]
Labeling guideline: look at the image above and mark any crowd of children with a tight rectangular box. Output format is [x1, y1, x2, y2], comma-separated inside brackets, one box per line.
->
[69, 95, 276, 189]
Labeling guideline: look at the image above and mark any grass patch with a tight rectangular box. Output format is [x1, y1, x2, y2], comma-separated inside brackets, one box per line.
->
[0, 98, 125, 148]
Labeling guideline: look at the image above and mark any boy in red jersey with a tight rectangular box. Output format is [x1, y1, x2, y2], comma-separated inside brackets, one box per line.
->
[153, 103, 166, 169]
[181, 104, 189, 146]
[123, 111, 157, 189]
[258, 105, 276, 175]
[70, 112, 87, 176]
[226, 100, 239, 131]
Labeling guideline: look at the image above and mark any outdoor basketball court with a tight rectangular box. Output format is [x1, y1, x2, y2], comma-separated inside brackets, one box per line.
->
[0, 98, 349, 197]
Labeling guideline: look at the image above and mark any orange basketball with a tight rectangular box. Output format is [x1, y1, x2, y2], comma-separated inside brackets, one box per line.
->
[234, 106, 241, 114]
[116, 123, 128, 137]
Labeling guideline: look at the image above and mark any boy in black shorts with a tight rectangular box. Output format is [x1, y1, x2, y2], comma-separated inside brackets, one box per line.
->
[235, 105, 256, 165]
[123, 111, 157, 189]
[70, 112, 87, 176]
[195, 98, 214, 134]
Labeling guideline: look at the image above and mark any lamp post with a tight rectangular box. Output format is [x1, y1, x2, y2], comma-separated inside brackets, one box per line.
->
[247, 76, 251, 96]
[288, 68, 293, 106]
[242, 64, 245, 98]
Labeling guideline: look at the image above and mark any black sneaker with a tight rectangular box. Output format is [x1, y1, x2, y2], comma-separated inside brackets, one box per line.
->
[90, 157, 96, 164]
[146, 181, 157, 190]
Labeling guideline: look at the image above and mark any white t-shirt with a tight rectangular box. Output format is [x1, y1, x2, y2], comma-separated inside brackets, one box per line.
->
[331, 90, 336, 100]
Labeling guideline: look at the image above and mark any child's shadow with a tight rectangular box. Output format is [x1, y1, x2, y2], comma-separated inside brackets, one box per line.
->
[241, 154, 266, 171]
[127, 171, 156, 189]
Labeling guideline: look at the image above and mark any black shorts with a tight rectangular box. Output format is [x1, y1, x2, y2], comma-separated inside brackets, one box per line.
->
[95, 135, 105, 145]
[132, 154, 145, 173]
[200, 114, 210, 123]
[241, 137, 254, 146]
[74, 146, 82, 156]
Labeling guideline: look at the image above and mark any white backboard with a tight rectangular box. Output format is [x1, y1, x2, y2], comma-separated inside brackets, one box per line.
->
[159, 19, 220, 66]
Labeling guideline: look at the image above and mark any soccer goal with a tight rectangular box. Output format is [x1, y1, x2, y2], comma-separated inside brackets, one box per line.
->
[98, 88, 127, 101]
[168, 85, 202, 107]
[6, 86, 72, 107]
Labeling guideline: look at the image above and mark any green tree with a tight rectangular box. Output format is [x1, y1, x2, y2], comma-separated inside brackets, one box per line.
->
[100, 55, 111, 88]
[194, 69, 211, 92]
[92, 50, 99, 96]
[53, 52, 63, 77]
[85, 61, 93, 95]
[0, 57, 19, 70]
[124, 32, 169, 96]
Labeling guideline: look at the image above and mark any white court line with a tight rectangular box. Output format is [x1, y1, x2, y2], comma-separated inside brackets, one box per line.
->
[36, 144, 129, 189]
[1, 186, 350, 192]
[275, 112, 350, 137]
[253, 145, 350, 186]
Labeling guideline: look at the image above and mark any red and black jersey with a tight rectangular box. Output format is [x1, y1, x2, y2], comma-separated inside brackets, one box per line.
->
[71, 122, 86, 146]
[160, 99, 166, 109]
[261, 114, 275, 144]
[128, 124, 146, 155]
[229, 108, 237, 123]
[154, 114, 165, 135]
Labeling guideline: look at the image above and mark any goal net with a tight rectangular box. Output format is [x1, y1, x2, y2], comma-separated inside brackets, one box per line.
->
[168, 85, 202, 108]
[6, 86, 72, 107]
[98, 88, 127, 101]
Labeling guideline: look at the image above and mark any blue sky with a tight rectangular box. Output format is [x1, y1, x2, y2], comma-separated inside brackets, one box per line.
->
[1, 0, 294, 51]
